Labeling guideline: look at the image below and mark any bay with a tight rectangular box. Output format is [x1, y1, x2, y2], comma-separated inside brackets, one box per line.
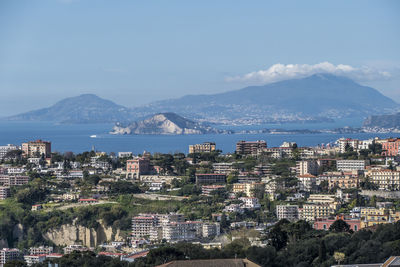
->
[0, 121, 396, 154]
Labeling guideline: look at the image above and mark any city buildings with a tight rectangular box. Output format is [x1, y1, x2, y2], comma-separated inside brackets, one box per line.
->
[236, 140, 267, 155]
[336, 160, 367, 171]
[276, 204, 299, 221]
[382, 138, 400, 156]
[189, 142, 216, 154]
[296, 160, 318, 176]
[366, 169, 400, 190]
[21, 140, 51, 159]
[195, 173, 226, 185]
[0, 248, 21, 266]
[126, 157, 150, 179]
[0, 144, 19, 160]
[313, 215, 361, 231]
[0, 186, 10, 200]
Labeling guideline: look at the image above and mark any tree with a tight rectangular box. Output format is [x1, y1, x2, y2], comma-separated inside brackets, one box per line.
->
[318, 240, 327, 263]
[333, 251, 345, 265]
[268, 225, 288, 250]
[329, 219, 351, 233]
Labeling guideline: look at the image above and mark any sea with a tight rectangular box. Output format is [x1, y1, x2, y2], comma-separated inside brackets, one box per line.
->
[0, 119, 397, 155]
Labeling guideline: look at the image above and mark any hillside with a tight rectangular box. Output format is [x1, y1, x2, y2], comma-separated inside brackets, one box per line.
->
[110, 112, 221, 135]
[132, 74, 399, 124]
[363, 112, 400, 129]
[6, 94, 134, 123]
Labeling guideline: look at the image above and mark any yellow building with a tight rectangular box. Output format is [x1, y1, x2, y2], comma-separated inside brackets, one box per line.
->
[366, 169, 400, 190]
[232, 183, 265, 197]
[189, 142, 216, 154]
[360, 207, 400, 228]
[21, 140, 51, 159]
[300, 203, 334, 221]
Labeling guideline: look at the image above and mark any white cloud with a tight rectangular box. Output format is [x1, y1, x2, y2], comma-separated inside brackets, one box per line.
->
[225, 62, 391, 84]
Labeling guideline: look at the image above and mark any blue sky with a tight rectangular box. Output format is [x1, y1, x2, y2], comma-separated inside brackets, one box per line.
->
[0, 0, 399, 115]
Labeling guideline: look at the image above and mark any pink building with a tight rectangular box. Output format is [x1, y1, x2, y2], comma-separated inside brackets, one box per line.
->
[313, 215, 361, 231]
[126, 157, 150, 179]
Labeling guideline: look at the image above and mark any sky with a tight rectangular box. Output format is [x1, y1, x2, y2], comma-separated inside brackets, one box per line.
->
[0, 0, 399, 116]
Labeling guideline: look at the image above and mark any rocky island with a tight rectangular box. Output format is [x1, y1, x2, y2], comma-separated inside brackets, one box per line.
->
[110, 112, 225, 135]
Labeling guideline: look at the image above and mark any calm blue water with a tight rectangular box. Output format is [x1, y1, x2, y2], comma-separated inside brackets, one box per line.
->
[0, 121, 396, 154]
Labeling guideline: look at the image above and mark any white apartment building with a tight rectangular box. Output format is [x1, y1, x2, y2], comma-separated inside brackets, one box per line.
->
[337, 160, 367, 171]
[212, 163, 235, 175]
[297, 174, 317, 192]
[0, 144, 19, 159]
[118, 152, 133, 158]
[239, 197, 261, 209]
[296, 160, 318, 176]
[276, 205, 299, 221]
[0, 248, 21, 266]
[337, 138, 359, 153]
[202, 223, 221, 238]
[0, 187, 10, 200]
[29, 246, 53, 255]
[162, 221, 202, 242]
[24, 254, 46, 266]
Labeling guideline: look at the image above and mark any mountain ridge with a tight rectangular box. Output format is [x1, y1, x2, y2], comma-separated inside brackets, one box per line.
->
[4, 74, 399, 124]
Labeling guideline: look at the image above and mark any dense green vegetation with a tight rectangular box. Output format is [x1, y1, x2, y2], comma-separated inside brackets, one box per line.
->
[21, 221, 400, 267]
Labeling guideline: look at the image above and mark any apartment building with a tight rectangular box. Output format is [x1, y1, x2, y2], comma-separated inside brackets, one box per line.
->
[382, 138, 400, 156]
[24, 254, 46, 266]
[213, 162, 236, 175]
[300, 203, 333, 221]
[336, 160, 367, 171]
[297, 174, 317, 192]
[337, 138, 359, 153]
[126, 157, 150, 179]
[202, 223, 221, 238]
[276, 204, 299, 221]
[132, 214, 160, 238]
[366, 169, 400, 190]
[189, 142, 216, 154]
[118, 152, 133, 158]
[162, 221, 203, 242]
[307, 194, 339, 210]
[0, 248, 21, 266]
[296, 160, 318, 176]
[21, 140, 51, 159]
[239, 197, 261, 209]
[0, 144, 19, 159]
[360, 207, 400, 228]
[325, 173, 359, 189]
[195, 173, 226, 185]
[0, 187, 10, 200]
[232, 182, 265, 197]
[236, 140, 267, 155]
[201, 185, 225, 196]
[0, 175, 29, 186]
[261, 147, 293, 159]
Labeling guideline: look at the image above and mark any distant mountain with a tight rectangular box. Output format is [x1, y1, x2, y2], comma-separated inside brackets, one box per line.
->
[6, 94, 134, 123]
[6, 74, 399, 125]
[110, 112, 222, 135]
[363, 112, 400, 129]
[131, 73, 399, 124]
